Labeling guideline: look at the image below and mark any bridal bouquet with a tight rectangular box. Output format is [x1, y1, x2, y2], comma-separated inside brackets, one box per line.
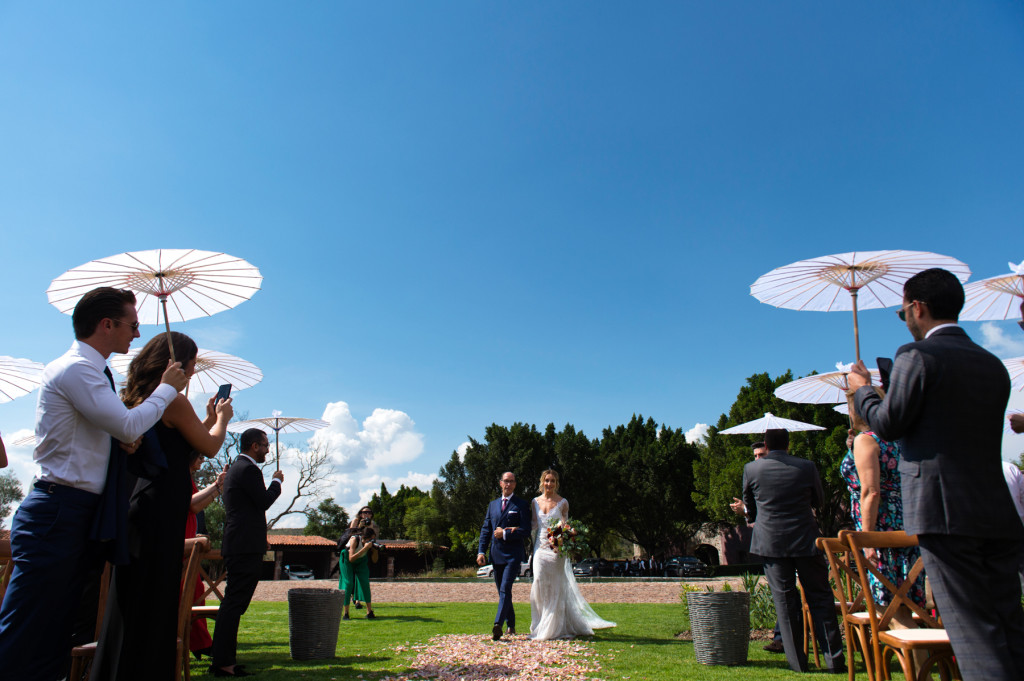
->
[546, 516, 590, 557]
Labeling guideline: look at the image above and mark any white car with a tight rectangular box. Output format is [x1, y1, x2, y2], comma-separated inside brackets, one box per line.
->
[476, 562, 532, 578]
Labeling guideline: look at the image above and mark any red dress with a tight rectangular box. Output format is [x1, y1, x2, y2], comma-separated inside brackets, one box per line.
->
[186, 478, 213, 651]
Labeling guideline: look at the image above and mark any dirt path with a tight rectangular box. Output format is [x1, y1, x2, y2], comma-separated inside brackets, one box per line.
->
[252, 578, 741, 603]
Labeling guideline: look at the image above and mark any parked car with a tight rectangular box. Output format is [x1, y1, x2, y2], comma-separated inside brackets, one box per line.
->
[476, 562, 533, 578]
[284, 564, 315, 580]
[662, 555, 709, 577]
[572, 558, 614, 577]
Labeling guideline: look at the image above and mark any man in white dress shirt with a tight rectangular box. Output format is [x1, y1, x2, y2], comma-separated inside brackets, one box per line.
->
[0, 287, 187, 681]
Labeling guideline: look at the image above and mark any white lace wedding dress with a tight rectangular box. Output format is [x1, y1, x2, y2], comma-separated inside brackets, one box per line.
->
[529, 497, 615, 640]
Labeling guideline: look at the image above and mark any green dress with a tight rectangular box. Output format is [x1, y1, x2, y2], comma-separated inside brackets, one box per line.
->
[338, 543, 371, 605]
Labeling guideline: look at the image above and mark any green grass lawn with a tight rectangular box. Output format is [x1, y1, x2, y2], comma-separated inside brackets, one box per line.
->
[192, 601, 852, 680]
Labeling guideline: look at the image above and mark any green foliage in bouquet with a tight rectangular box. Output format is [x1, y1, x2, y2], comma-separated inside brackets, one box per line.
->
[546, 516, 591, 558]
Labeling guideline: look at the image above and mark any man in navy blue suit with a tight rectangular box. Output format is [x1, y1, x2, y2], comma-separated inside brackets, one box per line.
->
[477, 471, 532, 640]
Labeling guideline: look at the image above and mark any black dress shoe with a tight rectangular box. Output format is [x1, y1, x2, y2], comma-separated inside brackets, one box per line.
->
[209, 666, 252, 677]
[507, 628, 516, 636]
[193, 646, 214, 661]
[492, 624, 503, 641]
[763, 640, 785, 653]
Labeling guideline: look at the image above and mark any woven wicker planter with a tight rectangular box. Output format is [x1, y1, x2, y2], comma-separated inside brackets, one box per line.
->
[686, 591, 750, 666]
[288, 588, 343, 660]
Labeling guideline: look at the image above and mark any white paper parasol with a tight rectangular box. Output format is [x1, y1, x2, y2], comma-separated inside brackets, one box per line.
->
[775, 362, 882, 404]
[0, 356, 45, 404]
[110, 348, 263, 395]
[961, 261, 1024, 321]
[11, 434, 37, 447]
[47, 249, 262, 361]
[1002, 357, 1024, 392]
[750, 250, 971, 362]
[719, 412, 826, 435]
[228, 413, 330, 470]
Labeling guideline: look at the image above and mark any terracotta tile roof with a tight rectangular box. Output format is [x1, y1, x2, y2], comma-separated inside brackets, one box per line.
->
[266, 535, 337, 548]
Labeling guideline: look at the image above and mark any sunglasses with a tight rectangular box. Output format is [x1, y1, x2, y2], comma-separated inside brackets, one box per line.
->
[112, 318, 141, 332]
[896, 301, 923, 322]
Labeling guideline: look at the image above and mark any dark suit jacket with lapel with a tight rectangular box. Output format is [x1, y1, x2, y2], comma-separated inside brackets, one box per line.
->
[854, 325, 1020, 539]
[221, 456, 283, 556]
[478, 495, 531, 565]
[742, 451, 824, 558]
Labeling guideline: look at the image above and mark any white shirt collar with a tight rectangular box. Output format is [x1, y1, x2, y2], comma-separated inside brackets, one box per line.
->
[239, 453, 259, 466]
[73, 339, 108, 372]
[925, 322, 959, 338]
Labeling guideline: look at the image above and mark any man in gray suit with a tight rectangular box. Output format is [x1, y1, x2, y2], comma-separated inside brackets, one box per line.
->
[850, 267, 1024, 681]
[742, 428, 845, 673]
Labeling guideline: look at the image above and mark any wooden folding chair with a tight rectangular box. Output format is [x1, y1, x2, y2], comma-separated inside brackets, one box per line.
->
[840, 530, 959, 681]
[799, 584, 821, 668]
[191, 547, 223, 635]
[818, 536, 871, 681]
[177, 536, 210, 681]
[0, 539, 13, 607]
[67, 562, 113, 681]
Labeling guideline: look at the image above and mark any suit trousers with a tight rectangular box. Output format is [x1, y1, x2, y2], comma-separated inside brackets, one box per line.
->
[492, 561, 518, 630]
[763, 555, 845, 673]
[0, 485, 101, 681]
[917, 534, 1024, 681]
[211, 553, 262, 669]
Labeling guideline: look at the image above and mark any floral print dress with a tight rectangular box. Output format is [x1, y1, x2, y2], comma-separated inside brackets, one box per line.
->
[840, 432, 926, 608]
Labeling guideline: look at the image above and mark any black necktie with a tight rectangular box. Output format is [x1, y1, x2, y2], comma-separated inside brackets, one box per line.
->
[104, 366, 115, 392]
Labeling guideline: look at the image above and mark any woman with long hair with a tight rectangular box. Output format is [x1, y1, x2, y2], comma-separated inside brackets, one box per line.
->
[94, 332, 233, 680]
[529, 469, 614, 640]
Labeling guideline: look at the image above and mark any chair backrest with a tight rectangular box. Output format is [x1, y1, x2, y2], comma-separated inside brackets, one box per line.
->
[816, 535, 864, 619]
[838, 530, 937, 632]
[0, 539, 13, 608]
[179, 537, 211, 642]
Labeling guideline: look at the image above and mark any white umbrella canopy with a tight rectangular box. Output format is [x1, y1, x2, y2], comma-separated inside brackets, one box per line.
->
[11, 434, 37, 447]
[0, 356, 45, 404]
[750, 250, 971, 361]
[719, 412, 826, 435]
[110, 348, 263, 395]
[1003, 357, 1024, 392]
[961, 261, 1024, 321]
[227, 414, 330, 470]
[775, 362, 881, 404]
[46, 249, 262, 362]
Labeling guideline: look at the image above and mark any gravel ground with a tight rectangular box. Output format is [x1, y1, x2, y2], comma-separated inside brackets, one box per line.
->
[252, 578, 743, 603]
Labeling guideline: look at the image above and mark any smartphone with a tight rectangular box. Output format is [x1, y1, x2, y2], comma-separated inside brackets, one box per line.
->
[215, 383, 232, 403]
[875, 358, 893, 392]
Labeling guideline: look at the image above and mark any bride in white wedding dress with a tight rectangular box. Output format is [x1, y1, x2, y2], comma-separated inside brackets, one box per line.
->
[529, 469, 616, 640]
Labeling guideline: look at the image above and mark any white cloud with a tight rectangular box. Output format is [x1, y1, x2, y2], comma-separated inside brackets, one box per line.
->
[686, 422, 710, 444]
[456, 441, 471, 461]
[980, 322, 1024, 358]
[264, 400, 431, 529]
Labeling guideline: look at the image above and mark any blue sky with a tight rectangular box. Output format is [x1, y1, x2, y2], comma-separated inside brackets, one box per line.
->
[2, 3, 1023, 526]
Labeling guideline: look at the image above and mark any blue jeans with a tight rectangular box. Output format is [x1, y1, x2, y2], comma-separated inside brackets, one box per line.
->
[0, 484, 100, 681]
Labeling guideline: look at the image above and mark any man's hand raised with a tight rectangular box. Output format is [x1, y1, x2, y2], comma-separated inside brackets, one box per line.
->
[160, 360, 188, 392]
[847, 360, 871, 392]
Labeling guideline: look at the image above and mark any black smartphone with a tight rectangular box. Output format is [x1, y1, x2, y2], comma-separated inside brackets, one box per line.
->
[215, 383, 232, 403]
[875, 358, 893, 392]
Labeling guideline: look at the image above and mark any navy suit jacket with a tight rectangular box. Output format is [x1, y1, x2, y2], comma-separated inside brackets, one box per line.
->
[855, 325, 1020, 539]
[742, 450, 824, 558]
[478, 495, 531, 565]
[221, 456, 282, 556]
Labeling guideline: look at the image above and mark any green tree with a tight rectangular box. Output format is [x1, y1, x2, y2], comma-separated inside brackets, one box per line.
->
[0, 471, 24, 529]
[692, 371, 852, 536]
[303, 497, 350, 540]
[369, 483, 428, 539]
[599, 415, 702, 557]
[403, 493, 449, 569]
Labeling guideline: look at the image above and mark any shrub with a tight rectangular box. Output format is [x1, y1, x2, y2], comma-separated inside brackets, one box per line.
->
[740, 572, 777, 629]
